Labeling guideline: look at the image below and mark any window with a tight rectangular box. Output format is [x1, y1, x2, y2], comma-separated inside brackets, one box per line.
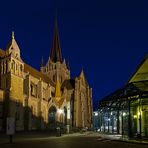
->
[43, 88, 46, 99]
[51, 91, 54, 97]
[53, 75, 56, 82]
[16, 63, 18, 71]
[11, 60, 15, 73]
[20, 65, 23, 72]
[6, 61, 8, 73]
[30, 83, 37, 97]
[1, 62, 3, 74]
[3, 62, 5, 74]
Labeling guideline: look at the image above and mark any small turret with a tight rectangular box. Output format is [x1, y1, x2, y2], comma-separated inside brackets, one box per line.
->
[6, 31, 22, 60]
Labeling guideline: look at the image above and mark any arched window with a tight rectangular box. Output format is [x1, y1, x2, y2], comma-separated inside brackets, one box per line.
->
[11, 60, 15, 73]
[16, 63, 18, 71]
[20, 65, 23, 72]
[6, 61, 8, 73]
[48, 106, 57, 125]
[1, 62, 3, 74]
[53, 75, 56, 82]
[3, 62, 5, 74]
[46, 66, 48, 72]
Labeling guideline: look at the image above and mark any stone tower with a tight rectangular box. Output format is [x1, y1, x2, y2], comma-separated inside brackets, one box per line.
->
[40, 21, 70, 84]
[0, 32, 25, 130]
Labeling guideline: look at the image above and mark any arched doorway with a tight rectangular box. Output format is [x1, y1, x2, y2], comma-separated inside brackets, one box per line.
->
[48, 106, 57, 130]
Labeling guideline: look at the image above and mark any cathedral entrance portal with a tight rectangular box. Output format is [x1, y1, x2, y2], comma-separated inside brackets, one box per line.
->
[48, 106, 57, 130]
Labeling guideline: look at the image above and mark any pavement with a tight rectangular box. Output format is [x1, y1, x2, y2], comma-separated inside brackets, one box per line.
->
[96, 132, 148, 145]
[0, 131, 148, 147]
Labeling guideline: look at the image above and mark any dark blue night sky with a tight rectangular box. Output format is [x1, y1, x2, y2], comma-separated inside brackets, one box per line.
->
[0, 0, 148, 110]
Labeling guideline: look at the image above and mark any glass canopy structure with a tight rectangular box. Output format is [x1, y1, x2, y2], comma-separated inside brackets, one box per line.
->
[98, 80, 148, 138]
[98, 54, 148, 138]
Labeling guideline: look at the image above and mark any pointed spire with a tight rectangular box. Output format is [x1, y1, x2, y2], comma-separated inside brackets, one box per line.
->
[80, 68, 84, 77]
[63, 58, 66, 64]
[6, 31, 20, 52]
[49, 18, 62, 63]
[67, 60, 70, 70]
[12, 31, 15, 39]
[41, 56, 44, 67]
[79, 68, 88, 85]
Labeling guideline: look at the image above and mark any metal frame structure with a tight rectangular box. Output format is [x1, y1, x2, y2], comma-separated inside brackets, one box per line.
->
[98, 80, 148, 138]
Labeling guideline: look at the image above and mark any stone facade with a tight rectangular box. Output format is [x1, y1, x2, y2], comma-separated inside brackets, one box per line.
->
[0, 24, 92, 131]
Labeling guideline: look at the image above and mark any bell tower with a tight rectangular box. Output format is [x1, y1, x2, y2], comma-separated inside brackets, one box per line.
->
[41, 20, 70, 84]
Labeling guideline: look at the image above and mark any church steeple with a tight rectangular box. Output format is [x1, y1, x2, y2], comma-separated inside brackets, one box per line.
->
[49, 19, 62, 63]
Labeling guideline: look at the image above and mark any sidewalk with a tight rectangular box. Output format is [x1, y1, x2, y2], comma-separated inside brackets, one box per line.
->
[97, 132, 148, 145]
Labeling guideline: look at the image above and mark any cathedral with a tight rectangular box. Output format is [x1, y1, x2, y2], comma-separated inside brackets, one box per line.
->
[0, 22, 92, 132]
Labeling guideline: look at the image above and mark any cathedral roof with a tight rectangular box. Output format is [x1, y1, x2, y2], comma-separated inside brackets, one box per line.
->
[49, 20, 62, 63]
[24, 63, 55, 86]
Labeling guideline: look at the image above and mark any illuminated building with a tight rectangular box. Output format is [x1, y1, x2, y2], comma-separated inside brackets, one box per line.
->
[0, 22, 92, 131]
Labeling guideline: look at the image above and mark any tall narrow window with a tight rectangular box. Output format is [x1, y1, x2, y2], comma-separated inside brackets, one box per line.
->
[30, 83, 37, 97]
[11, 60, 15, 73]
[20, 65, 23, 72]
[6, 61, 8, 73]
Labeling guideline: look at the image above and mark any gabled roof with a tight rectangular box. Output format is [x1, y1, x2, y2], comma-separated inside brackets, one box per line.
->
[6, 32, 20, 52]
[49, 20, 62, 63]
[24, 63, 55, 86]
[129, 54, 148, 82]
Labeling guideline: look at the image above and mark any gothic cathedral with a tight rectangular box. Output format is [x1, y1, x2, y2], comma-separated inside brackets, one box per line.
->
[0, 22, 92, 132]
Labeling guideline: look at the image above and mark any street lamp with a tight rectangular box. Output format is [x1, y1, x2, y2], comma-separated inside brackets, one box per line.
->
[123, 112, 126, 116]
[94, 112, 98, 116]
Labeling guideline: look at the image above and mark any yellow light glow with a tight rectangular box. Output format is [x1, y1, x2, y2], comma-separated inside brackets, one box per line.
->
[58, 109, 63, 114]
[138, 111, 142, 116]
[133, 115, 137, 118]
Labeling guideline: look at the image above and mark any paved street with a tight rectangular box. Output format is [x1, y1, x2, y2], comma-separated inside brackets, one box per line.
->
[0, 132, 148, 148]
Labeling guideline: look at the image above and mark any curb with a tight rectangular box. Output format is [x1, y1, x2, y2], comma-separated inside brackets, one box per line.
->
[112, 139, 148, 145]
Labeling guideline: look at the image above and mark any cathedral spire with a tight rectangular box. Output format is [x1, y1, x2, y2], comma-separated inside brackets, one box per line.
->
[41, 56, 44, 67]
[49, 19, 62, 63]
[12, 31, 15, 39]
